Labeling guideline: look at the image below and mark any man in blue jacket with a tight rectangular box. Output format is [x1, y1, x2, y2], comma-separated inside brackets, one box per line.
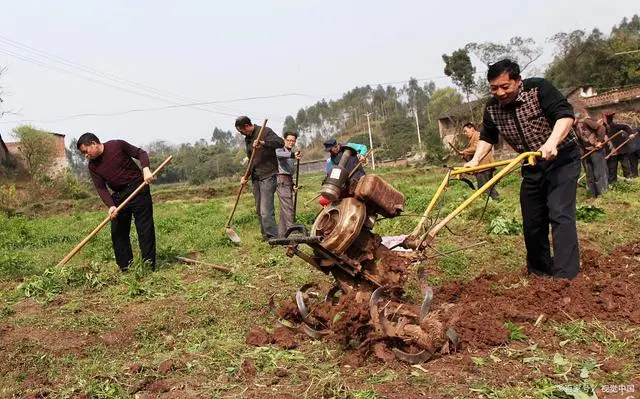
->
[323, 138, 368, 179]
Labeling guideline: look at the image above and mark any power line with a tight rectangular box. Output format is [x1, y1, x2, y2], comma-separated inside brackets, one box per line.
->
[0, 92, 314, 125]
[0, 35, 271, 117]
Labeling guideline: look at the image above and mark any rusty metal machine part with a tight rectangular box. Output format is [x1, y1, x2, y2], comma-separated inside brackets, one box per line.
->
[321, 148, 355, 202]
[354, 175, 405, 218]
[311, 197, 366, 255]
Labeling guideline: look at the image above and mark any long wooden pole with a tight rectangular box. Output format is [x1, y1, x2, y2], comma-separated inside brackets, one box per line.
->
[293, 157, 301, 220]
[176, 256, 231, 273]
[224, 119, 268, 229]
[580, 130, 623, 160]
[605, 134, 637, 160]
[55, 156, 173, 267]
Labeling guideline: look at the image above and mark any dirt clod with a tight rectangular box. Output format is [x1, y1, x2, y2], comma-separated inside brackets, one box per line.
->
[246, 326, 272, 346]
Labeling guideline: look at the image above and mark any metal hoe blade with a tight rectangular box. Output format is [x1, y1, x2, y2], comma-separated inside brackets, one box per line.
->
[225, 227, 241, 245]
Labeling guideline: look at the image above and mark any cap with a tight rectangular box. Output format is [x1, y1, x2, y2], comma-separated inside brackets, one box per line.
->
[323, 138, 337, 152]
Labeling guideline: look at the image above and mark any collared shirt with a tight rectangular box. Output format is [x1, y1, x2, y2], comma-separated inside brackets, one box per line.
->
[275, 147, 296, 175]
[480, 78, 578, 153]
[89, 140, 149, 207]
[462, 131, 495, 165]
[576, 118, 606, 151]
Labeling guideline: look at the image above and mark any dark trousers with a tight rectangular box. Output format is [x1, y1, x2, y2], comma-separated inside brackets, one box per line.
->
[520, 146, 580, 279]
[583, 149, 608, 197]
[252, 175, 278, 240]
[607, 153, 632, 183]
[629, 150, 639, 178]
[276, 175, 295, 238]
[475, 169, 500, 200]
[110, 184, 156, 271]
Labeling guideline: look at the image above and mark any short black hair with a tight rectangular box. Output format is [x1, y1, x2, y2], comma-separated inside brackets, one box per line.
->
[76, 132, 100, 149]
[235, 116, 252, 128]
[462, 122, 477, 130]
[284, 131, 298, 139]
[487, 59, 521, 82]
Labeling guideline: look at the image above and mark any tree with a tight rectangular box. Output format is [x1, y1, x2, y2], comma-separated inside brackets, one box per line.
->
[545, 15, 640, 90]
[428, 88, 463, 121]
[465, 37, 543, 72]
[66, 138, 89, 180]
[211, 127, 235, 148]
[381, 116, 416, 160]
[282, 115, 298, 134]
[442, 49, 476, 108]
[465, 36, 543, 96]
[12, 125, 56, 179]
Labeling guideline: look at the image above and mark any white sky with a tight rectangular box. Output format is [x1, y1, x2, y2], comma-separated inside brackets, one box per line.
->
[0, 0, 637, 147]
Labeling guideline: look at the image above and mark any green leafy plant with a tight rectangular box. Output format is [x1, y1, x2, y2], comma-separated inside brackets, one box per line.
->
[488, 216, 522, 235]
[576, 205, 605, 222]
[505, 321, 528, 341]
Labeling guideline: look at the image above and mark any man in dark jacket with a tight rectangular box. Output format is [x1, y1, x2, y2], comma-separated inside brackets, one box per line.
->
[77, 132, 156, 272]
[236, 116, 285, 240]
[603, 113, 636, 182]
[464, 59, 580, 279]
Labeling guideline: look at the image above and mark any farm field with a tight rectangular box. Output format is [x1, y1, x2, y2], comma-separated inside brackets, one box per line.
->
[1, 165, 639, 399]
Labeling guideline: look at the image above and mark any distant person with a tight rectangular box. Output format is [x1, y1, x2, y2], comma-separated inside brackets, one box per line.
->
[77, 133, 156, 272]
[603, 112, 636, 182]
[629, 126, 640, 177]
[323, 139, 367, 180]
[464, 59, 580, 279]
[235, 116, 285, 241]
[575, 115, 608, 197]
[461, 122, 499, 200]
[275, 132, 302, 237]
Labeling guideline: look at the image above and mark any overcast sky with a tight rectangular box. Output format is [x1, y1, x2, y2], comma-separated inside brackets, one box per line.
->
[0, 0, 637, 147]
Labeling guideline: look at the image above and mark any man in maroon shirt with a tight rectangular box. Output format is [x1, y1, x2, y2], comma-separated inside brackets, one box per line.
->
[77, 132, 156, 272]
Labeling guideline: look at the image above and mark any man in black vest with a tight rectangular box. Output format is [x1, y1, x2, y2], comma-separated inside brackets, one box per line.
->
[464, 59, 580, 279]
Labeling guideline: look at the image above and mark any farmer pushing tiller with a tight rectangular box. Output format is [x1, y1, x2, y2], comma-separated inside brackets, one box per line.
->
[268, 59, 583, 364]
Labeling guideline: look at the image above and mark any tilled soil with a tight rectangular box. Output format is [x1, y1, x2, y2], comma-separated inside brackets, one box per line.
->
[262, 240, 640, 365]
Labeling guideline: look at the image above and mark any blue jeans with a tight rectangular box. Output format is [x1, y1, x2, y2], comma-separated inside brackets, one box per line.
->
[252, 175, 278, 240]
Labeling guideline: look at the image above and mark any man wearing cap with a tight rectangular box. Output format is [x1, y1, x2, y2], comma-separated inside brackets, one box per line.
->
[275, 132, 302, 237]
[235, 116, 285, 240]
[464, 59, 580, 279]
[575, 115, 608, 197]
[603, 113, 636, 182]
[323, 139, 368, 179]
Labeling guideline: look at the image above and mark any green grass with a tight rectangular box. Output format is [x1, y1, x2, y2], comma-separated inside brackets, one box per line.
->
[1, 166, 639, 397]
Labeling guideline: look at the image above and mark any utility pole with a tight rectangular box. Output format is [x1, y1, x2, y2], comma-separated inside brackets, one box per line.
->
[365, 112, 376, 170]
[413, 108, 422, 155]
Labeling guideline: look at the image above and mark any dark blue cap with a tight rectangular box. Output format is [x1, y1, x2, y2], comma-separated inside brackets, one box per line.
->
[323, 138, 337, 152]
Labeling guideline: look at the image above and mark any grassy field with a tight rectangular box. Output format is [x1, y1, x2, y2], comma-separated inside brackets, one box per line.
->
[1, 164, 639, 398]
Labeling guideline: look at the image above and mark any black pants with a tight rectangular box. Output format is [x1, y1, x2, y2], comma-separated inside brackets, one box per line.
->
[475, 169, 500, 200]
[583, 149, 608, 197]
[110, 184, 156, 271]
[520, 146, 580, 279]
[607, 153, 632, 183]
[629, 150, 639, 178]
